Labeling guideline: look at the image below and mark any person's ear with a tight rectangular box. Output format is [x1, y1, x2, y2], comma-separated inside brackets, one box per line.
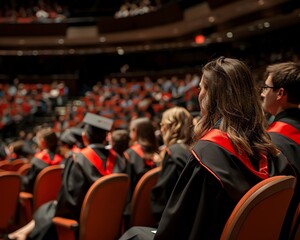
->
[277, 88, 287, 99]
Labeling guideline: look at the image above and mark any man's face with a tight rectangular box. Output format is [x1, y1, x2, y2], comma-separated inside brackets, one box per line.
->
[261, 75, 279, 116]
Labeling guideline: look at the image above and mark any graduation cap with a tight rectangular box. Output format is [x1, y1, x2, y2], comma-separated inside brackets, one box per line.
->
[83, 112, 114, 131]
[60, 127, 83, 147]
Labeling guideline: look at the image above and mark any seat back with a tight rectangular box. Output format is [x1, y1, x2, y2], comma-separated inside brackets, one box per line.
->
[17, 163, 32, 176]
[79, 173, 129, 240]
[221, 175, 296, 240]
[33, 165, 64, 211]
[129, 167, 160, 227]
[0, 160, 13, 171]
[0, 172, 21, 231]
[10, 158, 29, 171]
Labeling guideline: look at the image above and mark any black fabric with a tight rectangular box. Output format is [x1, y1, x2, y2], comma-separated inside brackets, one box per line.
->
[151, 143, 190, 223]
[268, 108, 300, 239]
[120, 130, 295, 240]
[21, 151, 62, 193]
[124, 145, 155, 215]
[28, 146, 125, 240]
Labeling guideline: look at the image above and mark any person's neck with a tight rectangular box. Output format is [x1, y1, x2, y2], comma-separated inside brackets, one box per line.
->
[275, 103, 299, 115]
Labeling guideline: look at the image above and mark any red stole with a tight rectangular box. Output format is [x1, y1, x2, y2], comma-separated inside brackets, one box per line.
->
[130, 144, 155, 168]
[200, 129, 269, 179]
[34, 150, 63, 165]
[81, 147, 117, 175]
[268, 121, 300, 145]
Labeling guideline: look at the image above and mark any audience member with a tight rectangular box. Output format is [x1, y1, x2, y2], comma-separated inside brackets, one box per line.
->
[8, 112, 125, 240]
[151, 106, 193, 224]
[59, 127, 84, 157]
[6, 140, 28, 161]
[261, 61, 300, 239]
[124, 117, 158, 220]
[109, 129, 130, 157]
[22, 127, 64, 193]
[119, 57, 296, 240]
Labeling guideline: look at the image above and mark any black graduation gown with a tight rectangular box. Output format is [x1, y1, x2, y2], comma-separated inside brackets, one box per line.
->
[151, 143, 190, 223]
[28, 145, 125, 240]
[124, 144, 156, 215]
[268, 108, 300, 175]
[22, 150, 64, 193]
[119, 129, 295, 240]
[267, 108, 300, 239]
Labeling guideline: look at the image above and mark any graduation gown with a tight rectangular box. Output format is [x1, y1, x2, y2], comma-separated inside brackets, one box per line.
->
[267, 108, 300, 175]
[22, 150, 63, 193]
[29, 144, 125, 240]
[120, 129, 295, 240]
[267, 108, 300, 239]
[151, 143, 190, 223]
[124, 144, 156, 215]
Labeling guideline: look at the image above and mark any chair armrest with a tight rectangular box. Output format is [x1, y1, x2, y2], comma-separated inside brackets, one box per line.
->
[19, 191, 34, 223]
[19, 192, 33, 200]
[52, 217, 79, 230]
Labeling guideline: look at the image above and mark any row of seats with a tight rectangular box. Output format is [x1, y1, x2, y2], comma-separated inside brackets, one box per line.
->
[0, 167, 299, 240]
[0, 166, 160, 239]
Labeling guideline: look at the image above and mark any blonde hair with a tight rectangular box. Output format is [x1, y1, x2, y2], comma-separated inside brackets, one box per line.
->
[161, 106, 193, 147]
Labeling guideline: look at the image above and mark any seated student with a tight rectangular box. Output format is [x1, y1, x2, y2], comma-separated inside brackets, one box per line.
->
[124, 118, 158, 208]
[6, 140, 28, 162]
[59, 127, 84, 160]
[123, 117, 159, 226]
[151, 106, 193, 224]
[8, 113, 125, 240]
[261, 61, 300, 239]
[22, 127, 64, 193]
[109, 129, 130, 157]
[119, 57, 296, 240]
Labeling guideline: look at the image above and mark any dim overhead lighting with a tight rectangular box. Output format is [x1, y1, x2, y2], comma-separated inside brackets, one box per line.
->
[99, 36, 106, 43]
[58, 39, 64, 44]
[17, 51, 23, 56]
[226, 32, 233, 38]
[117, 47, 124, 55]
[208, 16, 215, 23]
[264, 22, 270, 28]
[32, 50, 39, 56]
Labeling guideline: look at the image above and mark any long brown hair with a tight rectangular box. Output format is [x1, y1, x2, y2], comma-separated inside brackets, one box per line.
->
[194, 57, 278, 159]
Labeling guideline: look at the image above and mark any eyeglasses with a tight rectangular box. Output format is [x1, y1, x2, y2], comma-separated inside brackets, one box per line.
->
[260, 84, 276, 92]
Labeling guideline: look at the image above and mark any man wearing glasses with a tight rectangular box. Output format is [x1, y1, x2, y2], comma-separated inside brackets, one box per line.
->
[261, 61, 300, 239]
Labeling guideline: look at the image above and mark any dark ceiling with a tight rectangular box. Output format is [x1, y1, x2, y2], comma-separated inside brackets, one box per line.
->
[0, 0, 299, 55]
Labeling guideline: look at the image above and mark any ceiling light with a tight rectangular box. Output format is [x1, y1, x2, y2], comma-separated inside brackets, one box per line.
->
[264, 22, 270, 28]
[208, 16, 215, 23]
[226, 32, 233, 38]
[117, 47, 124, 55]
[99, 36, 106, 42]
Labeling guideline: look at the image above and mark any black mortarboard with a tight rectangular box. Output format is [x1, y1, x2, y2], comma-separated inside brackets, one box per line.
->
[83, 112, 114, 131]
[60, 127, 83, 146]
